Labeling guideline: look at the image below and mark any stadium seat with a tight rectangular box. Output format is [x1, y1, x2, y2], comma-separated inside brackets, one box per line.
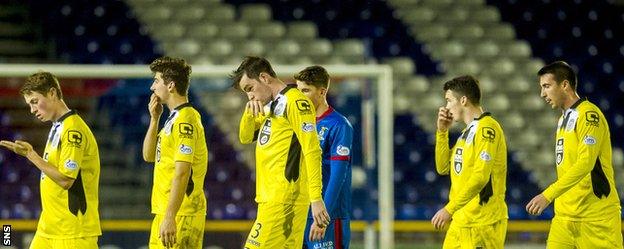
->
[187, 22, 219, 40]
[470, 7, 501, 23]
[203, 5, 235, 22]
[217, 22, 250, 40]
[482, 23, 515, 40]
[239, 3, 272, 23]
[171, 5, 205, 24]
[251, 22, 286, 40]
[285, 21, 318, 40]
[399, 7, 436, 25]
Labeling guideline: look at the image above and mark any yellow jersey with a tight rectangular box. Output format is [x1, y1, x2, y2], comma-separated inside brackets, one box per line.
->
[542, 99, 620, 220]
[239, 85, 323, 205]
[38, 110, 101, 238]
[435, 112, 508, 227]
[152, 103, 208, 216]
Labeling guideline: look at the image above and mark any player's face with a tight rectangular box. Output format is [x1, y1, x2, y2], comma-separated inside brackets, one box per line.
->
[539, 73, 565, 109]
[239, 73, 272, 105]
[23, 91, 55, 122]
[296, 80, 324, 109]
[444, 90, 463, 123]
[150, 72, 170, 103]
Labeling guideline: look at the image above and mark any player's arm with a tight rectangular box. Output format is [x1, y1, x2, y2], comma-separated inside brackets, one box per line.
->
[0, 140, 75, 189]
[239, 100, 265, 144]
[444, 126, 498, 214]
[435, 130, 451, 175]
[324, 122, 353, 212]
[160, 115, 198, 247]
[143, 94, 163, 162]
[288, 98, 330, 225]
[541, 111, 605, 201]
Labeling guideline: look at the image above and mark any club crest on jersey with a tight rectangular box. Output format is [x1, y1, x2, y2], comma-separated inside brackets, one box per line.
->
[556, 138, 564, 165]
[337, 145, 350, 156]
[295, 99, 312, 115]
[67, 130, 83, 148]
[454, 148, 463, 174]
[273, 101, 285, 116]
[179, 123, 194, 138]
[64, 159, 78, 171]
[179, 144, 193, 155]
[259, 119, 272, 145]
[585, 111, 599, 127]
[302, 122, 315, 132]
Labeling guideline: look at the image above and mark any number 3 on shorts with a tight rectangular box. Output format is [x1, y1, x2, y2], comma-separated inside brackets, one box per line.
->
[251, 223, 262, 239]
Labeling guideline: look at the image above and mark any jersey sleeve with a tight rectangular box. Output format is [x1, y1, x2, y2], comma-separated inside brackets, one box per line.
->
[444, 124, 499, 214]
[172, 112, 199, 164]
[324, 120, 353, 211]
[239, 108, 266, 144]
[287, 97, 323, 202]
[542, 109, 606, 201]
[58, 126, 86, 179]
[435, 130, 451, 175]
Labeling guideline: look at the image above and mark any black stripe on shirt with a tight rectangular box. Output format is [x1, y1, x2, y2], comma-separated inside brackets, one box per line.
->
[479, 175, 493, 205]
[68, 170, 87, 216]
[591, 158, 611, 198]
[284, 134, 301, 182]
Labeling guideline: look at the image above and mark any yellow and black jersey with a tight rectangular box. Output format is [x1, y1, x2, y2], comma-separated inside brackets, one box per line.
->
[239, 85, 323, 205]
[38, 110, 101, 238]
[435, 112, 508, 227]
[542, 99, 620, 220]
[152, 103, 208, 216]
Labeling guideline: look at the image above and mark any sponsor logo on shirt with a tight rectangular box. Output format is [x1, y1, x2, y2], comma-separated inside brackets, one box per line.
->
[179, 144, 193, 155]
[479, 151, 491, 162]
[179, 123, 194, 138]
[585, 111, 599, 127]
[295, 99, 313, 115]
[556, 138, 564, 165]
[64, 159, 78, 171]
[67, 130, 83, 148]
[481, 127, 495, 143]
[583, 135, 596, 145]
[302, 122, 315, 132]
[337, 145, 350, 156]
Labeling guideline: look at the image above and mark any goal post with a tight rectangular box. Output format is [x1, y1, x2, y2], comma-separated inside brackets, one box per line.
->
[0, 64, 394, 249]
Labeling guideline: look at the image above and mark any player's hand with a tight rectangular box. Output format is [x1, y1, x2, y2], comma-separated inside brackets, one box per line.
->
[310, 200, 331, 229]
[431, 207, 451, 230]
[159, 216, 176, 248]
[309, 220, 327, 242]
[437, 107, 453, 132]
[526, 194, 550, 216]
[149, 93, 163, 119]
[0, 140, 35, 157]
[246, 100, 265, 117]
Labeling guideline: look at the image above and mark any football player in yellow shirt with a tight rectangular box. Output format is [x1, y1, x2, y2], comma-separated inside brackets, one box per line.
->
[142, 56, 208, 249]
[231, 56, 330, 248]
[1, 72, 101, 248]
[432, 75, 508, 249]
[526, 61, 622, 248]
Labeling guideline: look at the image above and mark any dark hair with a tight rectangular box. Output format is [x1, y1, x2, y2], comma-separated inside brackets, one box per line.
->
[149, 56, 192, 96]
[443, 75, 481, 105]
[20, 71, 63, 99]
[294, 65, 330, 89]
[229, 56, 277, 90]
[537, 61, 577, 90]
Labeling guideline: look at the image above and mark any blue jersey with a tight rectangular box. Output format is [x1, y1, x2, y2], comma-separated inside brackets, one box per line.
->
[316, 107, 353, 219]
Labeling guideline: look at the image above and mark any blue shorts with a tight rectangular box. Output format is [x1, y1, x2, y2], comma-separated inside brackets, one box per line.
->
[303, 218, 350, 249]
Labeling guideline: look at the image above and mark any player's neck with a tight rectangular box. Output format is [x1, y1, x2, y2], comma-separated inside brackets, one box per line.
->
[51, 100, 71, 122]
[269, 79, 287, 101]
[561, 92, 581, 110]
[463, 105, 484, 125]
[316, 101, 329, 118]
[166, 95, 189, 111]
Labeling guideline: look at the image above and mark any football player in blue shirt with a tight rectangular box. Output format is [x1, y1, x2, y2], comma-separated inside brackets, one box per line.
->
[295, 66, 354, 249]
